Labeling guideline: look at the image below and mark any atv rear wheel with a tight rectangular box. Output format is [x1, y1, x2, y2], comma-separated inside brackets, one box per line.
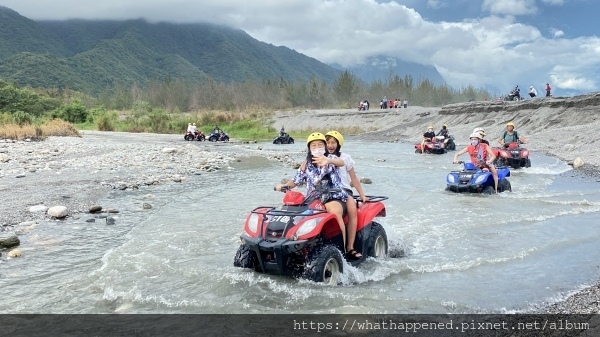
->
[233, 244, 260, 271]
[447, 143, 456, 151]
[501, 179, 512, 192]
[414, 149, 421, 154]
[288, 138, 294, 144]
[209, 136, 217, 142]
[184, 135, 192, 141]
[367, 222, 388, 258]
[274, 139, 282, 144]
[302, 245, 343, 285]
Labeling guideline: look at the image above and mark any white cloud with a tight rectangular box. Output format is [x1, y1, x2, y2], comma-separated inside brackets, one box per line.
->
[1, 0, 599, 93]
[551, 29, 565, 38]
[481, 0, 538, 16]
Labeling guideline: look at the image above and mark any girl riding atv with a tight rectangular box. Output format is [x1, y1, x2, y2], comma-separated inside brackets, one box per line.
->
[276, 133, 349, 251]
[324, 130, 367, 261]
[453, 132, 499, 193]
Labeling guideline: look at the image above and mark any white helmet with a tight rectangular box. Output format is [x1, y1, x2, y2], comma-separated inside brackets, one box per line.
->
[473, 127, 484, 133]
[469, 132, 482, 139]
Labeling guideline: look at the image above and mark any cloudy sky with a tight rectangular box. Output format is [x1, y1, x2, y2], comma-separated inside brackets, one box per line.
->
[2, 0, 599, 95]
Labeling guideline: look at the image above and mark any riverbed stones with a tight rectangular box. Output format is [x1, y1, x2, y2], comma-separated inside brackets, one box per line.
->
[0, 153, 8, 162]
[29, 205, 48, 213]
[89, 205, 103, 213]
[47, 206, 68, 218]
[162, 147, 177, 153]
[573, 157, 585, 169]
[106, 216, 116, 225]
[0, 233, 20, 248]
[143, 203, 152, 209]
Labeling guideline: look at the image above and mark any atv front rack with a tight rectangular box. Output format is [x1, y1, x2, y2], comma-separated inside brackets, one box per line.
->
[356, 195, 388, 202]
[250, 207, 327, 217]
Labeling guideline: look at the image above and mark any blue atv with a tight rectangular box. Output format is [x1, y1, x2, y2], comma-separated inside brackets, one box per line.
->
[445, 161, 511, 194]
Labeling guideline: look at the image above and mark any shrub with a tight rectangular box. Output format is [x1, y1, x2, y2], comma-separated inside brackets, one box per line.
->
[55, 100, 88, 123]
[12, 111, 34, 126]
[96, 111, 117, 131]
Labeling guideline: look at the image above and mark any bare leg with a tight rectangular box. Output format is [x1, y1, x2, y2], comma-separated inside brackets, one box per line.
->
[325, 201, 346, 250]
[421, 140, 426, 154]
[345, 197, 361, 257]
[490, 165, 499, 192]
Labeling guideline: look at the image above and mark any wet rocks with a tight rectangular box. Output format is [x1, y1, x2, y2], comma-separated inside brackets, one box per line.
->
[0, 233, 20, 248]
[143, 203, 152, 209]
[0, 153, 8, 162]
[105, 216, 116, 225]
[360, 177, 372, 184]
[162, 147, 177, 153]
[573, 157, 585, 169]
[47, 206, 68, 218]
[89, 205, 103, 213]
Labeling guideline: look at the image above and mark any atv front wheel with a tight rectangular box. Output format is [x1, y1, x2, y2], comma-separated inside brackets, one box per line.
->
[233, 244, 260, 271]
[482, 186, 495, 194]
[288, 138, 294, 144]
[274, 139, 282, 144]
[184, 135, 192, 141]
[414, 149, 421, 154]
[302, 245, 343, 285]
[524, 159, 531, 167]
[367, 222, 388, 258]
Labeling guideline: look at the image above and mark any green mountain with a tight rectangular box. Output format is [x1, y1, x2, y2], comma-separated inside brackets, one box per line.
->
[0, 6, 341, 93]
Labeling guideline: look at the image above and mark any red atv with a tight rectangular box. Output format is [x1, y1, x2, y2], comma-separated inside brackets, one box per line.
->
[492, 142, 531, 168]
[234, 186, 389, 285]
[415, 136, 447, 154]
[184, 131, 205, 141]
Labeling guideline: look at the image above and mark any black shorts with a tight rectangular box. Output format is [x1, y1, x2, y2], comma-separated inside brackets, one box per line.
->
[343, 188, 353, 196]
[325, 199, 348, 217]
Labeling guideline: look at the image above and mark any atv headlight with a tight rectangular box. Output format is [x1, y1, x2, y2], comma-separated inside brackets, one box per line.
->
[501, 151, 510, 158]
[246, 213, 260, 234]
[522, 150, 529, 157]
[294, 217, 322, 238]
[446, 174, 455, 184]
[474, 174, 487, 184]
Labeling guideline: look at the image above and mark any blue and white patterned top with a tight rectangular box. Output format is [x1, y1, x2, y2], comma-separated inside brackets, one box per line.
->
[292, 155, 348, 202]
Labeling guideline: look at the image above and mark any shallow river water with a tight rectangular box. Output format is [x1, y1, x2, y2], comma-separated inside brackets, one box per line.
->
[3, 139, 600, 313]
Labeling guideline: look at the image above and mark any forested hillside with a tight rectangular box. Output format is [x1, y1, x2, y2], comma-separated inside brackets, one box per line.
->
[0, 6, 341, 93]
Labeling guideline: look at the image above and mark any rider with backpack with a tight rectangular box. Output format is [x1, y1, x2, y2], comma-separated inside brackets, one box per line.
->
[497, 122, 527, 148]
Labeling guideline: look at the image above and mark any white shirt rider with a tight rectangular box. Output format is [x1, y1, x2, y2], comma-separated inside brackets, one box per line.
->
[337, 152, 355, 191]
[187, 124, 193, 133]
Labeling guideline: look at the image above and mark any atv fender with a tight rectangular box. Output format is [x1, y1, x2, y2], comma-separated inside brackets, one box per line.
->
[356, 202, 386, 232]
[497, 167, 511, 180]
[285, 213, 341, 240]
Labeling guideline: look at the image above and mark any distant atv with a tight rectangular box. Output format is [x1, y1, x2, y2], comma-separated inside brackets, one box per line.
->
[504, 89, 521, 101]
[492, 142, 531, 169]
[234, 186, 389, 285]
[273, 133, 294, 144]
[446, 161, 512, 194]
[184, 131, 205, 141]
[208, 131, 229, 142]
[415, 136, 450, 154]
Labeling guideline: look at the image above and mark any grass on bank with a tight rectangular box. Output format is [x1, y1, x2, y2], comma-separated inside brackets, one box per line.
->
[0, 119, 81, 140]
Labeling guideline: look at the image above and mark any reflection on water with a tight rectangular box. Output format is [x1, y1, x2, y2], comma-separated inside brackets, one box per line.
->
[2, 140, 600, 313]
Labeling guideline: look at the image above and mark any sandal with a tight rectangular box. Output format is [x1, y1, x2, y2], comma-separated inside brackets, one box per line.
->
[345, 249, 362, 261]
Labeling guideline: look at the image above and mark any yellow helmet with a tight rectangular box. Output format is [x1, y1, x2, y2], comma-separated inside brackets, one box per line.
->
[306, 132, 326, 145]
[192, 123, 196, 126]
[325, 130, 344, 147]
[443, 124, 447, 127]
[506, 122, 515, 127]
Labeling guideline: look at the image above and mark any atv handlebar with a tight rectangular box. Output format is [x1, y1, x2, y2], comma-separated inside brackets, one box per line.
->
[275, 186, 291, 192]
[456, 160, 465, 164]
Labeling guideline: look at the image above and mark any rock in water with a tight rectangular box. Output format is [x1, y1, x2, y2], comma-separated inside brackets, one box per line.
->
[0, 153, 8, 162]
[573, 157, 584, 169]
[29, 205, 48, 213]
[360, 177, 372, 184]
[143, 203, 152, 209]
[48, 206, 68, 218]
[106, 216, 116, 225]
[89, 205, 103, 213]
[8, 249, 22, 258]
[0, 233, 20, 248]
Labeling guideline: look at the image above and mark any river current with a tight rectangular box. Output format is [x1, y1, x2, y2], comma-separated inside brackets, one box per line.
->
[2, 139, 600, 313]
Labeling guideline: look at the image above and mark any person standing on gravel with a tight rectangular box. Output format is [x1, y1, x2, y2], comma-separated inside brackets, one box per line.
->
[403, 99, 408, 108]
[382, 96, 388, 109]
[546, 83, 552, 97]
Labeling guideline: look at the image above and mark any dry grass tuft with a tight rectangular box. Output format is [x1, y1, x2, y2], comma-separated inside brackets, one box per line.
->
[0, 119, 80, 140]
